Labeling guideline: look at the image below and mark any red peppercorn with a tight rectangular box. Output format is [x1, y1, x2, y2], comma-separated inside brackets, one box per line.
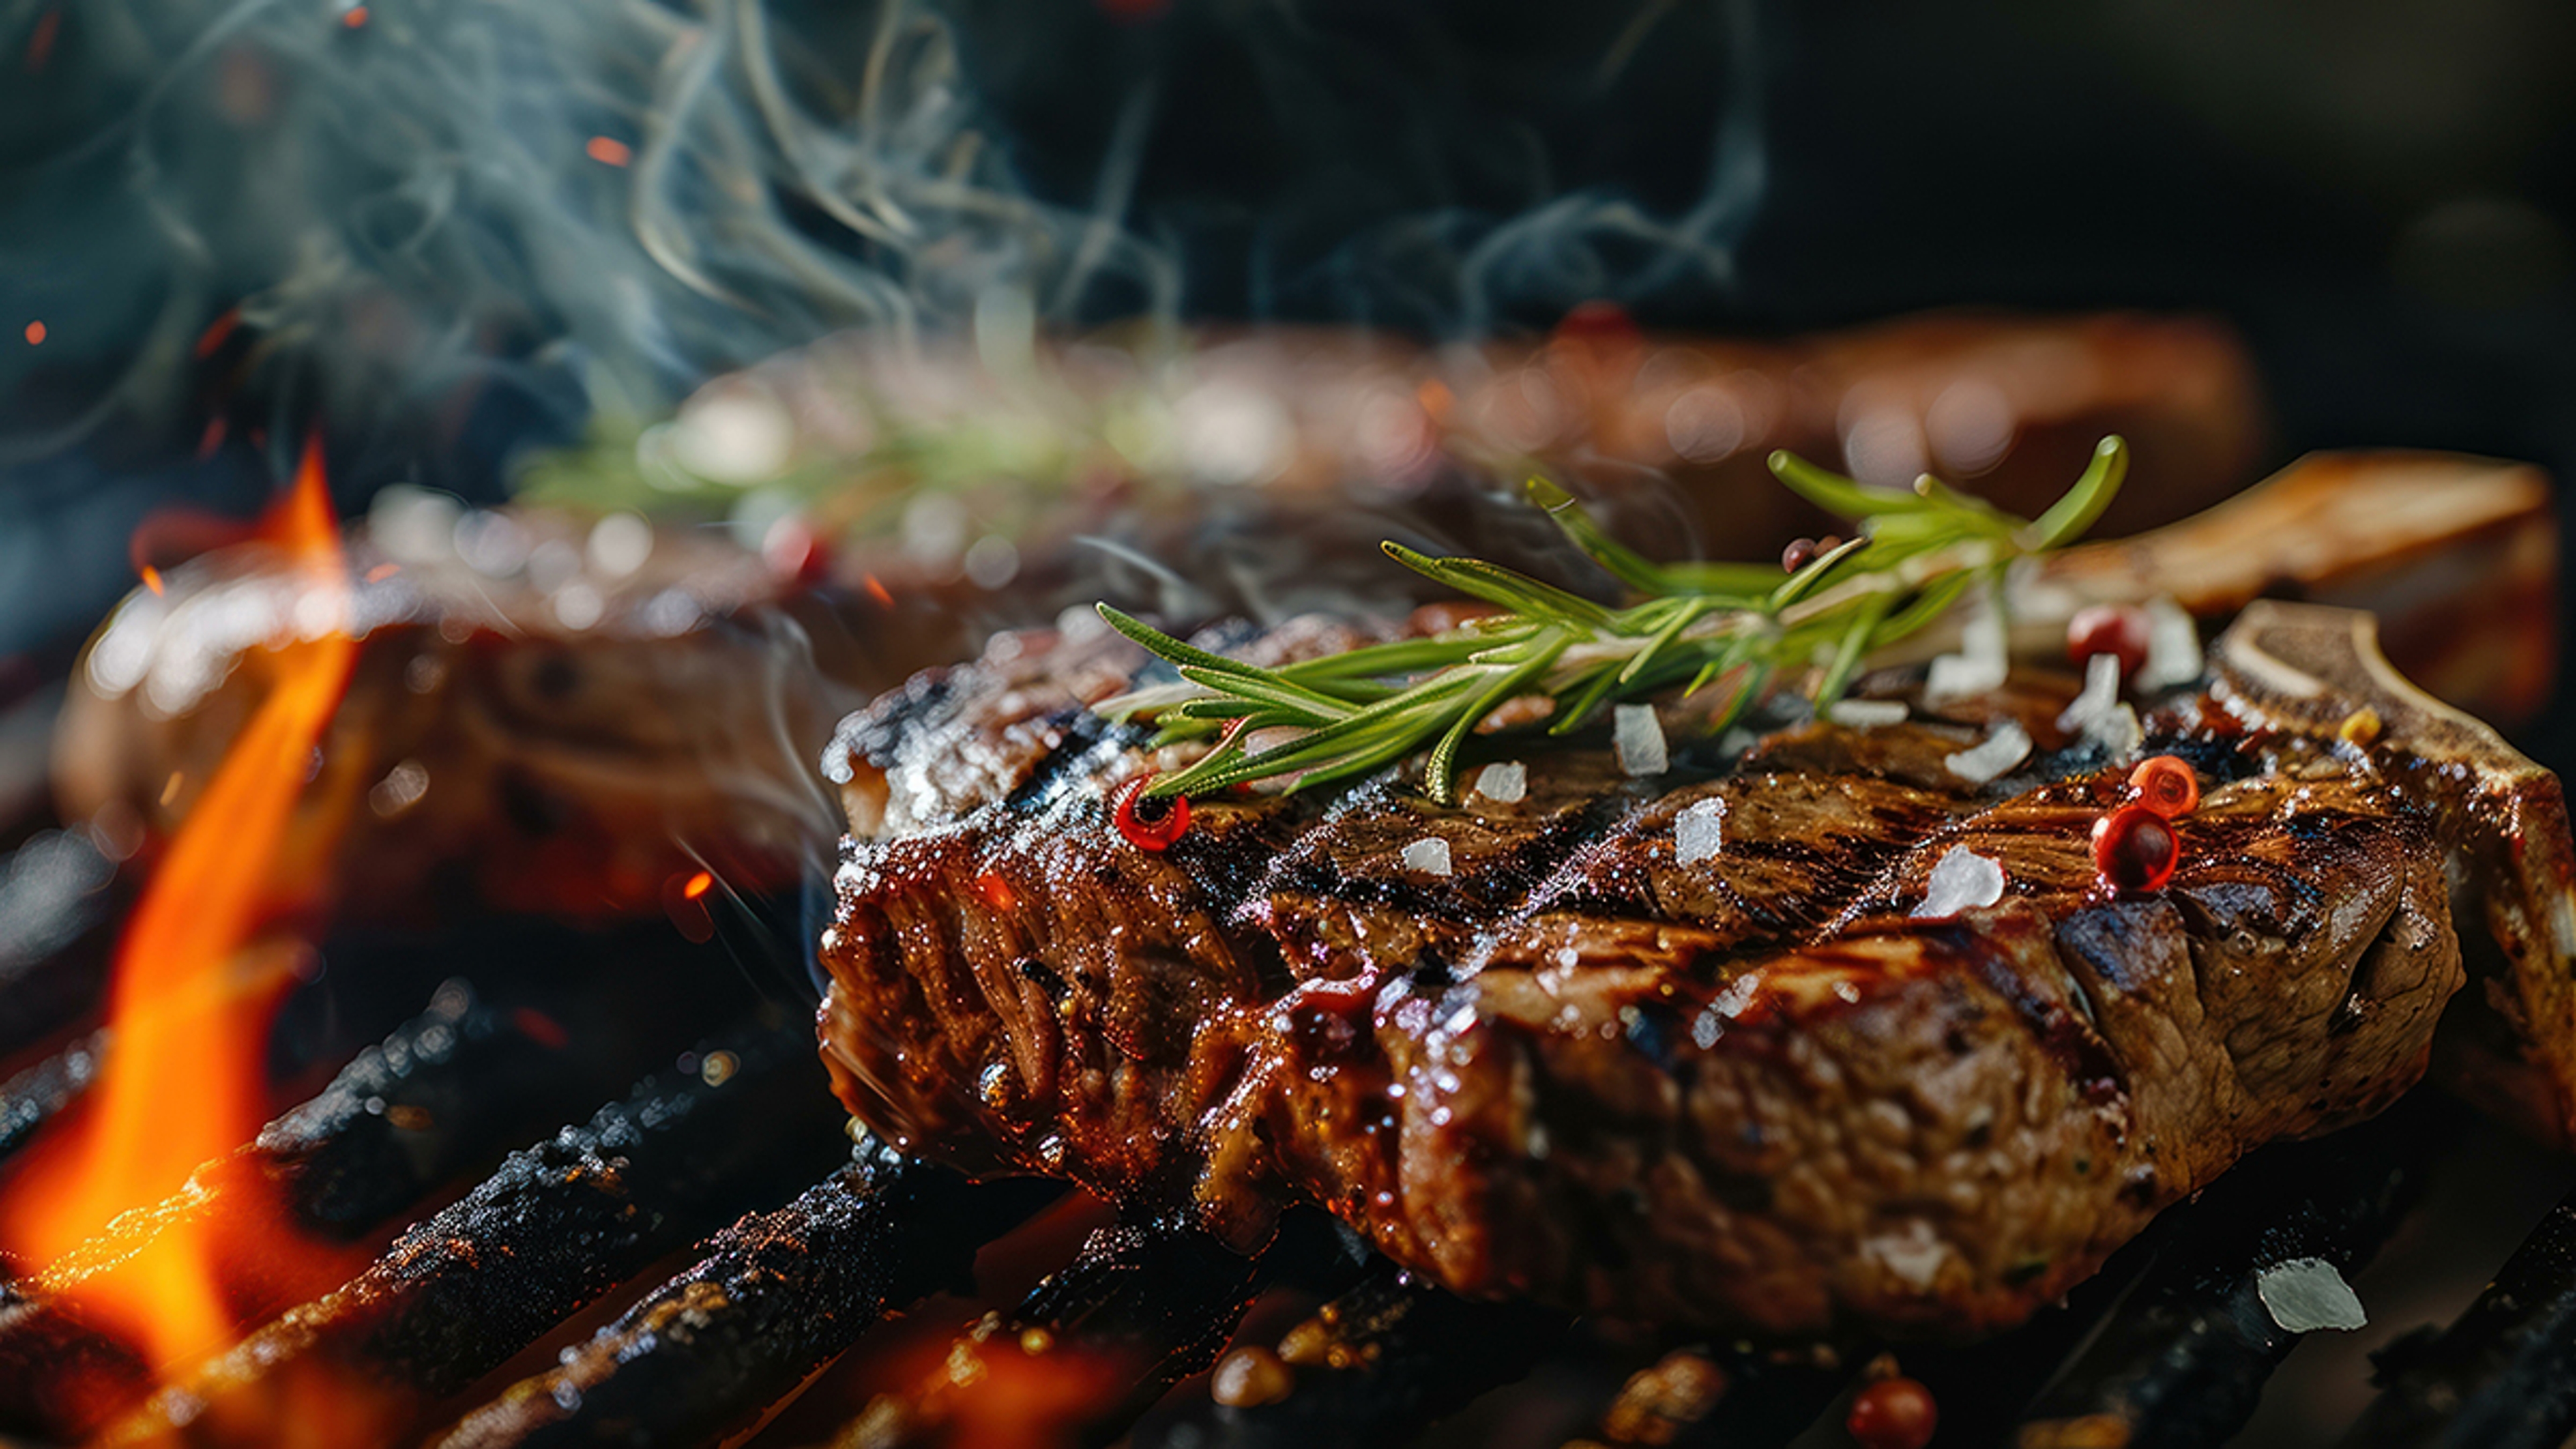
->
[2127, 755, 2200, 818]
[1111, 775, 1190, 851]
[2092, 804, 2180, 894]
[2066, 602, 2151, 678]
[1847, 1375, 1939, 1449]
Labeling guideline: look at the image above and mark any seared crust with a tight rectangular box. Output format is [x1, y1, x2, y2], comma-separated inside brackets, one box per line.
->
[812, 609, 2532, 1336]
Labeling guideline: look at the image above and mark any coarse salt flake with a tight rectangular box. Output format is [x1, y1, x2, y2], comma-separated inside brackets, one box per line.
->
[2057, 652, 2122, 733]
[2137, 595, 2204, 691]
[2256, 1257, 2367, 1333]
[1924, 591, 2009, 706]
[1472, 761, 1527, 803]
[1674, 798, 1727, 866]
[1828, 699, 1909, 729]
[1913, 845, 2006, 918]
[1944, 720, 2032, 785]
[1401, 838, 1453, 877]
[1867, 1220, 1951, 1290]
[1924, 650, 2006, 706]
[1614, 704, 1668, 777]
[2088, 702, 2145, 759]
[2057, 645, 2146, 759]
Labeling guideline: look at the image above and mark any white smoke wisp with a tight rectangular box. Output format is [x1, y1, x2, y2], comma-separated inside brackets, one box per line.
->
[1289, 0, 1770, 337]
[0, 0, 1177, 466]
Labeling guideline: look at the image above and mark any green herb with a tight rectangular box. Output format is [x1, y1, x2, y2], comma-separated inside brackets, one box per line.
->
[1095, 435, 2128, 804]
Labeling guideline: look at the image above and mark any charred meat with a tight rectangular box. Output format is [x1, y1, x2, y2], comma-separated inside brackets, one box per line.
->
[815, 603, 2575, 1336]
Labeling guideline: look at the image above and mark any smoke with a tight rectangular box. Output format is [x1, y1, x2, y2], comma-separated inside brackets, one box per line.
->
[0, 0, 1176, 474]
[1275, 0, 1770, 335]
[0, 0, 1768, 488]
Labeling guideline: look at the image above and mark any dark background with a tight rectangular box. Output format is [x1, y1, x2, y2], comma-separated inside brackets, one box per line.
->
[5, 0, 2575, 745]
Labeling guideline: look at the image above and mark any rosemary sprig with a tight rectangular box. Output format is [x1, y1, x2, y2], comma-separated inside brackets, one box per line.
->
[1096, 435, 2129, 804]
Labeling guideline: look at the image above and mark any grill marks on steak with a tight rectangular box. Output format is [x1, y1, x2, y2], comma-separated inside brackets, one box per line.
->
[814, 610, 2538, 1336]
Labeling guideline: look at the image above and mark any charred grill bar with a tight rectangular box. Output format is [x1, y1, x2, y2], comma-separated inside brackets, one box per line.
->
[0, 985, 664, 1437]
[0, 1026, 98, 1163]
[1194, 1267, 1571, 1449]
[2339, 1187, 2576, 1449]
[0, 831, 116, 1060]
[0, 957, 766, 1439]
[430, 1147, 1062, 1449]
[834, 1214, 1311, 1449]
[90, 1014, 851, 1446]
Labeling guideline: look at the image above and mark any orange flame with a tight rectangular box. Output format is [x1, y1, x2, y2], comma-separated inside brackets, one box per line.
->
[5, 439, 356, 1368]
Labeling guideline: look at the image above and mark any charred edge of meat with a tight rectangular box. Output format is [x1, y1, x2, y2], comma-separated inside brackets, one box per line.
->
[260, 964, 765, 1238]
[428, 1148, 1065, 1449]
[90, 1012, 855, 1446]
[2011, 1091, 2457, 1449]
[2340, 1187, 2576, 1449]
[1193, 1265, 1570, 1449]
[836, 1213, 1316, 1449]
[0, 1028, 99, 1166]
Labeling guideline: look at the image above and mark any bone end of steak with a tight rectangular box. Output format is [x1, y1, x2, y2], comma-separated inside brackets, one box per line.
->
[816, 604, 2561, 1337]
[2210, 600, 2576, 1148]
[2035, 451, 2557, 724]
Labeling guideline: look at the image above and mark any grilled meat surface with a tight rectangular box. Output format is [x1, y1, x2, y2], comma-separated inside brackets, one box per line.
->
[814, 604, 2573, 1336]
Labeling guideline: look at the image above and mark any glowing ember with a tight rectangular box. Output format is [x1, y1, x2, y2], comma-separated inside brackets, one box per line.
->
[193, 307, 242, 359]
[3, 440, 356, 1370]
[661, 871, 717, 943]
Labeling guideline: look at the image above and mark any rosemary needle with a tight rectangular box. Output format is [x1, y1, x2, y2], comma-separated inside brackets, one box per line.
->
[1096, 435, 2129, 805]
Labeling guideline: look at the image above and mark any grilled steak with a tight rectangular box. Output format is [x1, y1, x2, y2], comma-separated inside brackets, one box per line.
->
[814, 602, 2575, 1336]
